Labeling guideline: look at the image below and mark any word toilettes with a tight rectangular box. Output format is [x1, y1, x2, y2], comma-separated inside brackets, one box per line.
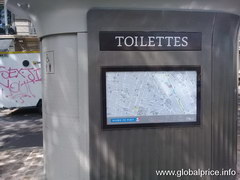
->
[99, 31, 202, 51]
[115, 35, 188, 47]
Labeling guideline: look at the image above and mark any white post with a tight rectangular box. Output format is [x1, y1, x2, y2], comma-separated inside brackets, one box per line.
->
[4, 0, 8, 34]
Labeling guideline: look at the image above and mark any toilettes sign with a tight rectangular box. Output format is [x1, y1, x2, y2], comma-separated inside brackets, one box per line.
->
[99, 31, 202, 51]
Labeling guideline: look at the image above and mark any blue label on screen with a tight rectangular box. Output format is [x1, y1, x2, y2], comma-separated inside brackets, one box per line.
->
[111, 118, 138, 123]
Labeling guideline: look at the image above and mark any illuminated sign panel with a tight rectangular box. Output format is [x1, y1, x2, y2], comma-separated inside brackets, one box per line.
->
[102, 66, 201, 129]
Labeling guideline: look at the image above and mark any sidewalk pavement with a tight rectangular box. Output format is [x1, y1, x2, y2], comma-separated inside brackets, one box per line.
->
[0, 108, 44, 180]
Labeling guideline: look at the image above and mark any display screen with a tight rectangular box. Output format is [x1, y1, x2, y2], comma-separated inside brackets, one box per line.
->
[102, 67, 201, 128]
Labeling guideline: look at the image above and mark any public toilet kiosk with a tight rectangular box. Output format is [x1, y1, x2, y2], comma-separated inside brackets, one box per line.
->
[7, 0, 240, 180]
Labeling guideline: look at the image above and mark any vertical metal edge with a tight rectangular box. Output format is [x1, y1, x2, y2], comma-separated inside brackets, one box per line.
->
[77, 32, 90, 180]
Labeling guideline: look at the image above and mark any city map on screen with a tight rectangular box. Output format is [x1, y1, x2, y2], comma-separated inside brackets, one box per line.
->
[105, 69, 199, 126]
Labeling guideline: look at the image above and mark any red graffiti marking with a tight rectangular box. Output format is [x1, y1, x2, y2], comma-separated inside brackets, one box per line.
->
[0, 66, 41, 104]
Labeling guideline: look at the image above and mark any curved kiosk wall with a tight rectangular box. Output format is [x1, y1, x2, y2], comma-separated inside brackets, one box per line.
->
[87, 10, 239, 180]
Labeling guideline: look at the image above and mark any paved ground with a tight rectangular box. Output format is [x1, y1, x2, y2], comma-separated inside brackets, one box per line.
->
[0, 108, 44, 180]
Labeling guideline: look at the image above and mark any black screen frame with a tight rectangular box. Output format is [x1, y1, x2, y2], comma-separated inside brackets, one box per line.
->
[101, 66, 201, 129]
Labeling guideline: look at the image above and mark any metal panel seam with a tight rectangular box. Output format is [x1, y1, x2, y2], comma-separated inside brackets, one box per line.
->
[210, 13, 216, 180]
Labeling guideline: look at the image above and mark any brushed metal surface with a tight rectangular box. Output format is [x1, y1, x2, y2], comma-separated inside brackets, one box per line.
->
[88, 10, 215, 180]
[211, 14, 240, 180]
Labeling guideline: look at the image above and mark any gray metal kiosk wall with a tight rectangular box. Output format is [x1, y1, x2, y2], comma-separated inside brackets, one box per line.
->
[6, 0, 240, 179]
[88, 10, 239, 180]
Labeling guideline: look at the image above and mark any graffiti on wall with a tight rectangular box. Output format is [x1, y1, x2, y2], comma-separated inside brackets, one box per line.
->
[0, 66, 41, 103]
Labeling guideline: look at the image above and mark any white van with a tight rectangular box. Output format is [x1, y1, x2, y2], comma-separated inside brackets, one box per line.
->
[0, 51, 41, 109]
